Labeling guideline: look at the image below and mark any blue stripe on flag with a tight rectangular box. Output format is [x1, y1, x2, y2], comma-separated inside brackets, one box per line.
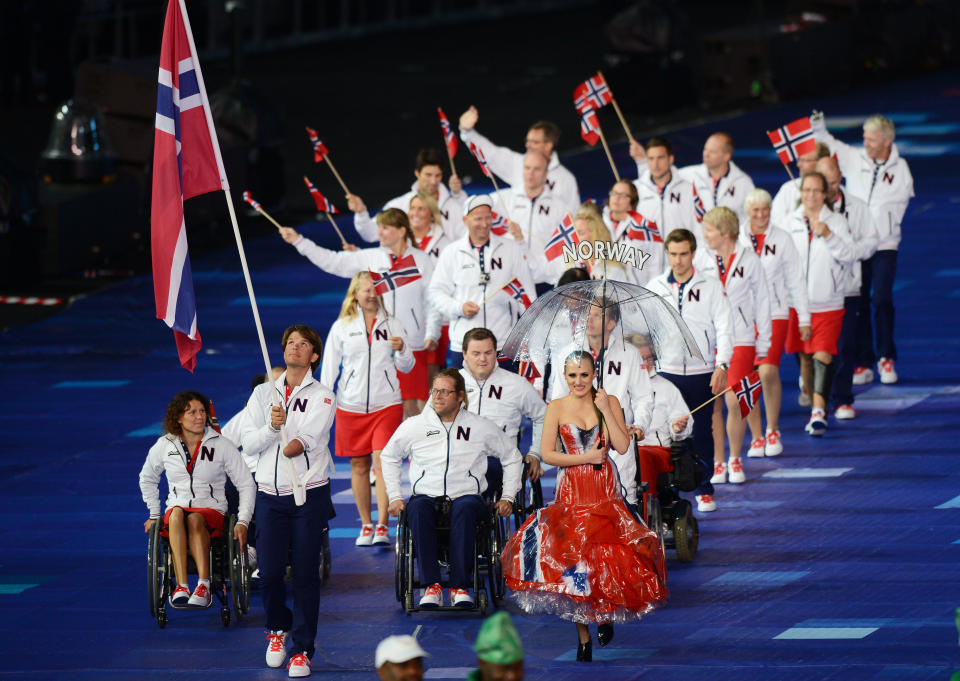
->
[521, 517, 539, 582]
[173, 255, 197, 335]
[155, 83, 176, 122]
[178, 69, 200, 100]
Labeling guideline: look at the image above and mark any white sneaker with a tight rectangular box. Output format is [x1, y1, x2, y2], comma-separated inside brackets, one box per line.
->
[727, 457, 746, 483]
[170, 584, 190, 606]
[187, 582, 212, 607]
[747, 437, 766, 458]
[287, 653, 311, 678]
[710, 461, 727, 484]
[450, 587, 474, 607]
[852, 366, 874, 384]
[266, 630, 289, 668]
[764, 429, 783, 456]
[696, 494, 717, 512]
[835, 404, 857, 420]
[878, 358, 898, 384]
[371, 524, 390, 546]
[419, 582, 443, 608]
[798, 391, 811, 407]
[355, 524, 374, 546]
[805, 409, 828, 436]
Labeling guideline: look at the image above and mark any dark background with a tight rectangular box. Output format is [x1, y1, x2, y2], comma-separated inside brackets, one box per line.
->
[0, 0, 956, 326]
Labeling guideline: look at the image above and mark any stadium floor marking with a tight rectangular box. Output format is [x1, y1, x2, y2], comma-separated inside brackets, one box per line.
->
[701, 571, 809, 588]
[126, 423, 163, 437]
[935, 494, 960, 509]
[763, 468, 852, 479]
[554, 647, 657, 661]
[0, 584, 40, 594]
[424, 668, 474, 679]
[720, 500, 784, 509]
[53, 380, 130, 388]
[853, 385, 932, 412]
[774, 627, 877, 640]
[936, 269, 960, 276]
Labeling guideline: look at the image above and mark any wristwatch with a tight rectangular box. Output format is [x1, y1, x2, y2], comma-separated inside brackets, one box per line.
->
[718, 362, 729, 371]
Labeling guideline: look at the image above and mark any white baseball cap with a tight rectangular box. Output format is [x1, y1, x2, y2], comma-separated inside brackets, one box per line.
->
[375, 635, 430, 668]
[463, 194, 493, 217]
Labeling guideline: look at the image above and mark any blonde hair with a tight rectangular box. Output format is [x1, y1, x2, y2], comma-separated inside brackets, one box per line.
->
[744, 188, 772, 211]
[703, 206, 739, 240]
[411, 191, 442, 227]
[572, 208, 623, 275]
[337, 271, 384, 322]
[863, 114, 895, 140]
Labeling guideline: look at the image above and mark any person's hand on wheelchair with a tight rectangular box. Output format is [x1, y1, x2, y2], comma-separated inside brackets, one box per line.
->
[495, 499, 513, 518]
[144, 518, 156, 533]
[388, 499, 406, 517]
[234, 521, 248, 547]
[524, 454, 544, 482]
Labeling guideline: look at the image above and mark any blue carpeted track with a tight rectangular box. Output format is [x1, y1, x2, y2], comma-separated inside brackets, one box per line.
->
[1, 71, 959, 680]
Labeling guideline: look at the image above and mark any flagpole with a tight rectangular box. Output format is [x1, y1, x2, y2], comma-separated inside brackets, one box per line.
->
[596, 70, 636, 144]
[178, 0, 306, 500]
[481, 287, 503, 306]
[684, 387, 732, 417]
[438, 108, 457, 177]
[250, 203, 284, 230]
[324, 156, 351, 195]
[596, 122, 620, 182]
[489, 174, 512, 223]
[325, 212, 349, 247]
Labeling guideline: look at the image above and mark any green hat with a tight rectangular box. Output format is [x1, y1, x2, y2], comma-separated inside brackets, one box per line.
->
[473, 612, 524, 665]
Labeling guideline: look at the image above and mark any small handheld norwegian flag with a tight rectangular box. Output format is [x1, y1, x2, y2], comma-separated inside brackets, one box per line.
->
[491, 210, 509, 236]
[573, 74, 613, 114]
[625, 211, 662, 242]
[242, 190, 262, 211]
[305, 126, 329, 163]
[369, 254, 422, 296]
[767, 117, 816, 166]
[467, 141, 492, 178]
[735, 370, 763, 418]
[502, 277, 532, 309]
[544, 214, 580, 262]
[518, 360, 541, 384]
[437, 107, 458, 159]
[692, 184, 706, 223]
[579, 109, 601, 146]
[303, 176, 339, 214]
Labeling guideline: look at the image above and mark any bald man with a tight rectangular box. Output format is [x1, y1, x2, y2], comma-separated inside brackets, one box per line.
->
[677, 132, 756, 225]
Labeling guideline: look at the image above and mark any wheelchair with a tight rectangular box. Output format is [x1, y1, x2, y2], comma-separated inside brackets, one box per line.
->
[394, 496, 508, 615]
[147, 513, 250, 628]
[636, 438, 704, 563]
[512, 459, 545, 531]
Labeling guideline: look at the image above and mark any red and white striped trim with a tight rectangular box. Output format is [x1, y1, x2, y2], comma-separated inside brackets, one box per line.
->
[0, 296, 64, 306]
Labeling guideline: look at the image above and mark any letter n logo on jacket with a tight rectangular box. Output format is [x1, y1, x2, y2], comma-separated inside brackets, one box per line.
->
[545, 179, 556, 191]
[538, 205, 550, 216]
[456, 426, 471, 441]
[732, 266, 744, 279]
[670, 191, 681, 203]
[488, 385, 502, 400]
[607, 361, 621, 376]
[726, 186, 736, 197]
[490, 257, 503, 270]
[201, 446, 215, 461]
[764, 244, 776, 256]
[375, 329, 389, 341]
[292, 398, 309, 412]
[687, 288, 701, 302]
[883, 171, 895, 184]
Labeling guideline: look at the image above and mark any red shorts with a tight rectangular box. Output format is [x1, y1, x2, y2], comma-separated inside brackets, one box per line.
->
[726, 345, 756, 389]
[427, 326, 450, 366]
[335, 404, 403, 456]
[785, 308, 844, 356]
[758, 318, 789, 367]
[636, 446, 674, 502]
[161, 506, 224, 538]
[398, 351, 429, 401]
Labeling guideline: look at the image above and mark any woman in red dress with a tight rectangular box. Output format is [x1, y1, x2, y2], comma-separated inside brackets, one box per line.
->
[501, 351, 668, 661]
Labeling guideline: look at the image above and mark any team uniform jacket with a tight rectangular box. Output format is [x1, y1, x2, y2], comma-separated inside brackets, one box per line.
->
[599, 206, 667, 287]
[354, 180, 467, 243]
[460, 366, 546, 460]
[784, 205, 856, 312]
[320, 310, 415, 414]
[647, 270, 734, 375]
[140, 427, 255, 523]
[459, 127, 581, 214]
[679, 161, 756, 223]
[548, 339, 654, 434]
[491, 186, 569, 285]
[381, 405, 522, 503]
[813, 122, 915, 251]
[831, 188, 879, 296]
[291, 237, 437, 350]
[770, 177, 801, 230]
[738, 223, 811, 326]
[237, 371, 337, 497]
[632, 165, 701, 237]
[414, 224, 455, 264]
[693, 243, 773, 356]
[427, 234, 537, 352]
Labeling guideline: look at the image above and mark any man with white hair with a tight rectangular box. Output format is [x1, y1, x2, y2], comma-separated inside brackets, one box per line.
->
[812, 112, 914, 384]
[459, 106, 581, 214]
[769, 142, 832, 229]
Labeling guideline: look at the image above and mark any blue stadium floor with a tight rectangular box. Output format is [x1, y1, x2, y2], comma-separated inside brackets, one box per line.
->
[1, 71, 959, 680]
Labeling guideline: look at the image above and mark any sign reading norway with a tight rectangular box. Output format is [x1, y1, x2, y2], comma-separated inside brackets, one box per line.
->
[561, 239, 652, 270]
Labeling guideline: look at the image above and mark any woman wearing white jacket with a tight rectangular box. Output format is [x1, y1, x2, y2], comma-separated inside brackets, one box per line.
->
[321, 272, 414, 547]
[140, 391, 254, 608]
[784, 172, 856, 436]
[739, 189, 811, 458]
[280, 208, 434, 417]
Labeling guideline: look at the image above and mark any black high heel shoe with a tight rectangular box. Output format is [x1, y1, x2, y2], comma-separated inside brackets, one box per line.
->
[576, 638, 592, 662]
[597, 623, 614, 647]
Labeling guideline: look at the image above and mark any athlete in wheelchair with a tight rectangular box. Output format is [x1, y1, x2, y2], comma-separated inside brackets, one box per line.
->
[140, 391, 255, 627]
[382, 369, 522, 613]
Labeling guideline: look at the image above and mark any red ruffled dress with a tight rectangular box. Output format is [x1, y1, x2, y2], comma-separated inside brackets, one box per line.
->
[501, 423, 668, 623]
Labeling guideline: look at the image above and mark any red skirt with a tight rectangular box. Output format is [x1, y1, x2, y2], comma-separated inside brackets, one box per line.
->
[758, 318, 789, 367]
[726, 345, 757, 389]
[398, 351, 430, 401]
[161, 506, 224, 538]
[636, 445, 674, 502]
[334, 404, 403, 456]
[785, 308, 844, 356]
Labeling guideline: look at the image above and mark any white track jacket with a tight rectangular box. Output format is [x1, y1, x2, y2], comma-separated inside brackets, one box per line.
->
[738, 224, 811, 326]
[354, 180, 467, 242]
[460, 366, 545, 460]
[679, 161, 755, 223]
[783, 206, 856, 312]
[632, 165, 700, 237]
[832, 188, 879, 296]
[491, 186, 569, 285]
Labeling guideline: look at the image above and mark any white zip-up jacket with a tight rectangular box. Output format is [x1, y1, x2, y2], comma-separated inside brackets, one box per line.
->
[633, 165, 700, 236]
[237, 371, 337, 497]
[738, 224, 811, 326]
[427, 234, 537, 352]
[813, 120, 914, 251]
[354, 180, 467, 243]
[770, 177, 800, 230]
[381, 405, 522, 503]
[291, 237, 436, 350]
[599, 207, 668, 287]
[460, 366, 545, 460]
[693, 243, 772, 356]
[784, 205, 856, 312]
[460, 127, 581, 214]
[679, 160, 755, 223]
[491, 186, 569, 285]
[320, 310, 415, 414]
[647, 269, 734, 375]
[140, 428, 255, 523]
[414, 224, 455, 264]
[831, 188, 879, 296]
[549, 338, 654, 434]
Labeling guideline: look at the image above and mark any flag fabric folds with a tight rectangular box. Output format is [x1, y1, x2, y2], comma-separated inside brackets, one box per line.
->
[518, 360, 541, 384]
[625, 211, 662, 242]
[467, 141, 492, 178]
[303, 176, 339, 214]
[305, 126, 329, 163]
[692, 184, 706, 223]
[544, 214, 580, 262]
[767, 117, 816, 165]
[735, 370, 763, 418]
[573, 75, 613, 114]
[491, 210, 509, 236]
[580, 109, 601, 146]
[502, 277, 532, 309]
[242, 190, 262, 211]
[151, 0, 228, 372]
[437, 108, 458, 159]
[369, 254, 422, 295]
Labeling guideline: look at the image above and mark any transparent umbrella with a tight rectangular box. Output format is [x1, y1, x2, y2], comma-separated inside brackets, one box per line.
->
[501, 279, 703, 383]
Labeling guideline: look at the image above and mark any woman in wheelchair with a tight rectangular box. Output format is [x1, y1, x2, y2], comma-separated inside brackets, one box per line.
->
[501, 351, 667, 662]
[140, 391, 255, 607]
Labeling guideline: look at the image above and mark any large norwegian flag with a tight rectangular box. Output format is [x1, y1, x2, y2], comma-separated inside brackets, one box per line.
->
[502, 277, 532, 309]
[573, 75, 613, 114]
[467, 141, 492, 178]
[491, 210, 509, 236]
[625, 211, 662, 242]
[437, 108, 458, 159]
[370, 254, 422, 296]
[579, 109, 601, 146]
[544, 214, 580, 262]
[767, 117, 816, 165]
[305, 127, 329, 163]
[735, 370, 763, 418]
[303, 176, 339, 214]
[152, 0, 228, 372]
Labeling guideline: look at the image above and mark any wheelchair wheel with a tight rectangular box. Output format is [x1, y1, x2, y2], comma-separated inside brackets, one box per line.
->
[673, 502, 699, 563]
[487, 514, 507, 605]
[227, 516, 250, 621]
[147, 521, 161, 618]
[394, 511, 408, 604]
[479, 590, 488, 615]
[645, 493, 666, 560]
